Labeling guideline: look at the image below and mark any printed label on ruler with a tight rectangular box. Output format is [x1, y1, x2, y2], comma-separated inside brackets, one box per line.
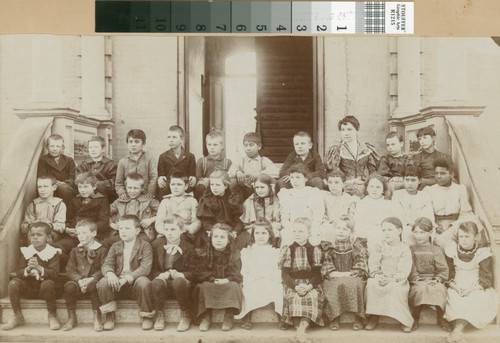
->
[385, 2, 414, 34]
[331, 2, 356, 34]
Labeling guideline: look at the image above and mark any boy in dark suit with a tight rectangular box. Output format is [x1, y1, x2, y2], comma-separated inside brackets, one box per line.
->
[97, 215, 154, 330]
[151, 214, 196, 331]
[37, 134, 76, 207]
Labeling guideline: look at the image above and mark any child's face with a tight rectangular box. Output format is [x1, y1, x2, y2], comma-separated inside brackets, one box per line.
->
[293, 136, 312, 157]
[76, 225, 96, 246]
[88, 141, 104, 160]
[125, 178, 144, 199]
[458, 229, 476, 250]
[37, 178, 56, 199]
[334, 221, 351, 242]
[78, 182, 96, 198]
[327, 176, 344, 196]
[206, 138, 224, 156]
[29, 226, 48, 250]
[254, 181, 270, 198]
[243, 140, 261, 159]
[127, 137, 144, 155]
[253, 225, 270, 246]
[210, 178, 227, 196]
[289, 172, 307, 189]
[418, 134, 435, 150]
[435, 167, 452, 186]
[385, 136, 403, 156]
[367, 178, 384, 199]
[403, 176, 420, 194]
[292, 222, 309, 245]
[118, 219, 140, 242]
[340, 123, 357, 143]
[412, 226, 431, 245]
[47, 138, 64, 157]
[163, 223, 183, 243]
[170, 177, 188, 196]
[167, 130, 183, 150]
[381, 221, 401, 244]
[211, 228, 229, 251]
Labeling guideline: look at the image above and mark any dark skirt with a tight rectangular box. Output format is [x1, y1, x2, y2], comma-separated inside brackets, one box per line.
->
[193, 281, 243, 317]
[323, 277, 366, 320]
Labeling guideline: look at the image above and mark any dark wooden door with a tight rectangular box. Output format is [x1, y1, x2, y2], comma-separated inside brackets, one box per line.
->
[255, 37, 314, 163]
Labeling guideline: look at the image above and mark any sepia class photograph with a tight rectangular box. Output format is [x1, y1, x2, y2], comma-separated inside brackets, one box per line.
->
[0, 34, 499, 343]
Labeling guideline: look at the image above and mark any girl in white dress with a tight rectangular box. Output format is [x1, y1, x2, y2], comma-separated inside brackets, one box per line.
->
[444, 221, 498, 343]
[235, 218, 283, 329]
[365, 217, 413, 333]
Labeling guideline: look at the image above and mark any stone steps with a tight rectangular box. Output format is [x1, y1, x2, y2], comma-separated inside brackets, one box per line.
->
[1, 323, 499, 343]
[0, 298, 440, 325]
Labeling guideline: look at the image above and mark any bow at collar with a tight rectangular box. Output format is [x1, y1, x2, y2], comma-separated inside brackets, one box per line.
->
[164, 244, 183, 256]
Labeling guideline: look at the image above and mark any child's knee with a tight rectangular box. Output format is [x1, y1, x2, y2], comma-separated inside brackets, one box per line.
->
[40, 280, 56, 294]
[151, 278, 165, 292]
[172, 277, 189, 290]
[8, 279, 22, 293]
[64, 281, 79, 293]
[133, 276, 151, 290]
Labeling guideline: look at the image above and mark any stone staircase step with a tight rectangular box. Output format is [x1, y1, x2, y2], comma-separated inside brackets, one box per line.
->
[1, 298, 440, 325]
[1, 323, 499, 343]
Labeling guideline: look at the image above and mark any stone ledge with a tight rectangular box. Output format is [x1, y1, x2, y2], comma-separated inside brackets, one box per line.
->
[0, 323, 499, 343]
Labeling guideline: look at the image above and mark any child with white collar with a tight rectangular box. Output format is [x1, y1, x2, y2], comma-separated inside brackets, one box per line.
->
[62, 219, 109, 332]
[2, 222, 62, 331]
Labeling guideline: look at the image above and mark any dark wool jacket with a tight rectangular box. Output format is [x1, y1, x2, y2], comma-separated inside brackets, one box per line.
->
[194, 242, 242, 284]
[101, 238, 153, 281]
[66, 243, 109, 282]
[150, 234, 197, 282]
[38, 154, 76, 186]
[157, 148, 196, 179]
[67, 193, 110, 240]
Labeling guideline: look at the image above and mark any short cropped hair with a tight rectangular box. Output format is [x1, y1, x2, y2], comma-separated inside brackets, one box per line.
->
[243, 132, 261, 145]
[417, 126, 436, 138]
[433, 157, 454, 173]
[288, 164, 310, 178]
[365, 173, 388, 194]
[119, 214, 141, 229]
[293, 217, 312, 233]
[168, 125, 185, 139]
[46, 134, 64, 145]
[126, 129, 146, 144]
[75, 172, 98, 186]
[126, 172, 145, 182]
[170, 170, 189, 184]
[37, 175, 57, 185]
[338, 115, 360, 131]
[163, 214, 185, 231]
[403, 165, 421, 179]
[326, 170, 346, 182]
[206, 130, 224, 144]
[458, 221, 479, 235]
[76, 219, 98, 232]
[294, 131, 312, 143]
[29, 222, 52, 236]
[88, 135, 106, 148]
[209, 170, 231, 188]
[386, 131, 403, 142]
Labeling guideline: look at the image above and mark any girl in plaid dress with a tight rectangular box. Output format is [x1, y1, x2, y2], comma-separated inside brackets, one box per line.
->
[279, 217, 324, 343]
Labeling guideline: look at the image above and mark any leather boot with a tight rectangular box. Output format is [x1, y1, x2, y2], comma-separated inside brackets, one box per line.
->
[154, 311, 165, 331]
[93, 310, 103, 332]
[177, 310, 191, 332]
[48, 312, 61, 330]
[221, 309, 234, 331]
[62, 309, 77, 331]
[103, 312, 115, 331]
[199, 310, 211, 332]
[2, 313, 25, 331]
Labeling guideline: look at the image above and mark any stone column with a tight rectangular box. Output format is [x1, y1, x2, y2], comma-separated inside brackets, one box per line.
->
[81, 36, 110, 119]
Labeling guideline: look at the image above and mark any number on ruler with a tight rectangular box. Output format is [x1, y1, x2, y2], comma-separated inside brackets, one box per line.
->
[276, 25, 287, 31]
[236, 24, 247, 32]
[256, 25, 267, 31]
[196, 24, 207, 32]
[316, 25, 327, 32]
[216, 24, 227, 31]
[135, 18, 146, 30]
[296, 25, 307, 31]
[155, 18, 167, 31]
[175, 24, 187, 31]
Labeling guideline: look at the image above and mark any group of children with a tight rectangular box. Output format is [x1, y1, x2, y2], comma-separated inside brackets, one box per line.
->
[3, 123, 497, 343]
